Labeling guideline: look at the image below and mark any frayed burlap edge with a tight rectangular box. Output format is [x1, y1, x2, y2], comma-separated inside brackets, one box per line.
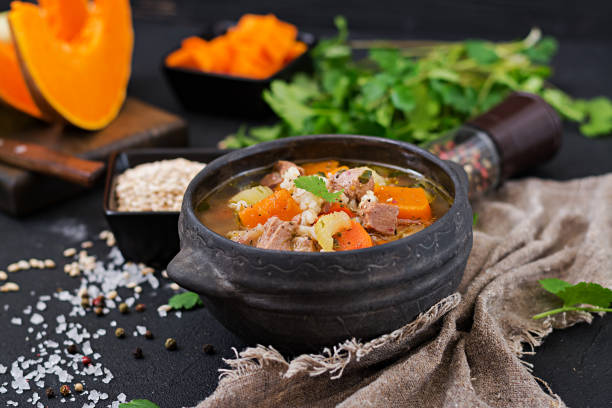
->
[218, 292, 462, 383]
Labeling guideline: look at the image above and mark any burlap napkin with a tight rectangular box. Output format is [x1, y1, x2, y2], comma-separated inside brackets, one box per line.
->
[197, 174, 612, 408]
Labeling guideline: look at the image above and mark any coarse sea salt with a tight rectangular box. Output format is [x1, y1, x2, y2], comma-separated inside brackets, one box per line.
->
[30, 313, 44, 325]
[0, 231, 175, 406]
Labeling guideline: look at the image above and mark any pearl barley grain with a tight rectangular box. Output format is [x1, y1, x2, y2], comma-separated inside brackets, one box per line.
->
[114, 158, 205, 212]
[0, 282, 19, 292]
[0, 271, 7, 281]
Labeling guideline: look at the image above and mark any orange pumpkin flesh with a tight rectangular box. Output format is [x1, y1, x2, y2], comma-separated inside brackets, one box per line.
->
[9, 0, 134, 130]
[0, 12, 43, 118]
[0, 39, 43, 118]
[38, 0, 89, 41]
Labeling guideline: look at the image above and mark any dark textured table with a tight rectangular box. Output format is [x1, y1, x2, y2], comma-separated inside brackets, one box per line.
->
[1, 1, 611, 407]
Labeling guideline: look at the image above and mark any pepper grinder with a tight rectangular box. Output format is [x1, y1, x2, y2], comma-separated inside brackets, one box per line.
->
[426, 92, 562, 196]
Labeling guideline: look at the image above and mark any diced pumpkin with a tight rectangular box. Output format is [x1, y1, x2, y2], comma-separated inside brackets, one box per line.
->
[238, 189, 301, 228]
[374, 185, 432, 221]
[284, 41, 307, 62]
[320, 202, 355, 218]
[9, 0, 134, 130]
[165, 13, 304, 80]
[334, 220, 373, 251]
[314, 211, 351, 251]
[302, 160, 339, 176]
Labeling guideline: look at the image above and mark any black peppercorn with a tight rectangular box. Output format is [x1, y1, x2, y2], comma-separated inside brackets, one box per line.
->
[133, 347, 143, 359]
[203, 344, 215, 355]
[135, 303, 146, 313]
[144, 330, 154, 339]
[46, 387, 55, 398]
[67, 344, 78, 354]
[164, 338, 177, 350]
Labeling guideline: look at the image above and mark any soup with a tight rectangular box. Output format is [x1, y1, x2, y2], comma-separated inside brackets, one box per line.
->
[196, 159, 452, 252]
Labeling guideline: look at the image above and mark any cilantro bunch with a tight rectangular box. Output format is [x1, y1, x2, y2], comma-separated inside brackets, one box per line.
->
[221, 17, 612, 149]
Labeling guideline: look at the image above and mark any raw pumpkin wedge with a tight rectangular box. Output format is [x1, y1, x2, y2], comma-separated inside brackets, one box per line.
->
[0, 12, 43, 118]
[38, 0, 90, 41]
[9, 0, 134, 130]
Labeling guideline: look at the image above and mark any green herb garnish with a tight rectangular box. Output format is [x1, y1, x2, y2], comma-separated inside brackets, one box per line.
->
[220, 19, 612, 149]
[532, 278, 612, 319]
[119, 399, 160, 408]
[294, 175, 343, 202]
[472, 212, 479, 226]
[168, 291, 203, 310]
[358, 170, 372, 184]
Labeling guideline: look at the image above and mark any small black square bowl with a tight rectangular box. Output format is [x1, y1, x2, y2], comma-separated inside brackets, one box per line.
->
[103, 148, 227, 268]
[161, 20, 316, 118]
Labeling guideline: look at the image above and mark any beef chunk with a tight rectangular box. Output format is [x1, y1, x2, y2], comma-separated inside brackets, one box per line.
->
[256, 217, 296, 250]
[274, 160, 304, 177]
[398, 218, 421, 226]
[362, 203, 399, 235]
[260, 161, 304, 189]
[260, 172, 283, 189]
[329, 167, 374, 200]
[291, 236, 316, 252]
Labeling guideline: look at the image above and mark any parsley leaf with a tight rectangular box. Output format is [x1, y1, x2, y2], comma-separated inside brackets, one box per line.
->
[533, 278, 612, 319]
[465, 40, 499, 65]
[221, 21, 612, 149]
[168, 291, 203, 310]
[262, 79, 317, 131]
[523, 36, 558, 64]
[538, 278, 572, 295]
[294, 175, 343, 202]
[579, 97, 612, 137]
[119, 399, 160, 408]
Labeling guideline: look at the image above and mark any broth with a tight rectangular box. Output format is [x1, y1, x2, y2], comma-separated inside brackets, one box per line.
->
[197, 159, 453, 252]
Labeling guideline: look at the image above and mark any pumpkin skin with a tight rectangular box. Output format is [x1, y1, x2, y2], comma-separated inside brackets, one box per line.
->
[9, 0, 134, 130]
[0, 12, 42, 118]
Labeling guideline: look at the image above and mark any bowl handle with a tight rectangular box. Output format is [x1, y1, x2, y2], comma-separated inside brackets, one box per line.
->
[167, 246, 236, 298]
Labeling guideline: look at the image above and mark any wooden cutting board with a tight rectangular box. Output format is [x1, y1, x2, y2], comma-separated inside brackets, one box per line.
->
[0, 98, 188, 216]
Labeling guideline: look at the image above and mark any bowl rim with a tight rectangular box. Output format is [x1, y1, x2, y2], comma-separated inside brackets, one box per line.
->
[182, 134, 469, 257]
[161, 22, 317, 83]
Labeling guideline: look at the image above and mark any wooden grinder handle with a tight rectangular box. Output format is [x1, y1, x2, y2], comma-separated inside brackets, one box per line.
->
[0, 138, 106, 187]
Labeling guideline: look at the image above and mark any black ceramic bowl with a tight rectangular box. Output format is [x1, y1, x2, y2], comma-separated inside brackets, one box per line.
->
[103, 148, 227, 268]
[168, 135, 473, 353]
[162, 21, 316, 118]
